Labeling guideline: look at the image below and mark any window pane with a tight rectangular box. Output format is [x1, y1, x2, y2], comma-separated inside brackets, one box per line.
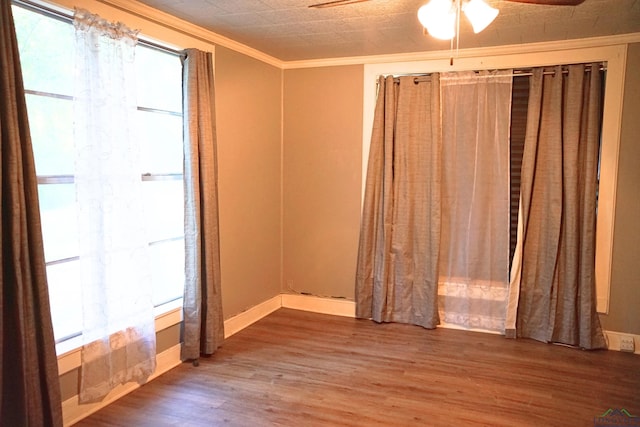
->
[12, 5, 74, 96]
[136, 45, 182, 112]
[142, 180, 184, 242]
[26, 94, 74, 175]
[150, 240, 185, 306]
[138, 110, 183, 174]
[38, 183, 78, 262]
[47, 261, 82, 342]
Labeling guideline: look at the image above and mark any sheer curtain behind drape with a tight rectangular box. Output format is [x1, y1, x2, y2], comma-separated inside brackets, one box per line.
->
[181, 48, 224, 361]
[356, 75, 442, 329]
[438, 70, 512, 332]
[506, 64, 606, 349]
[0, 2, 63, 424]
[74, 9, 156, 403]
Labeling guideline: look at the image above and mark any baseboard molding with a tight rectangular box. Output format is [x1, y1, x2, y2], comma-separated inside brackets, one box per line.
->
[221, 294, 357, 337]
[62, 343, 182, 426]
[437, 321, 502, 336]
[604, 330, 640, 355]
[223, 295, 282, 339]
[281, 293, 356, 317]
[279, 294, 638, 356]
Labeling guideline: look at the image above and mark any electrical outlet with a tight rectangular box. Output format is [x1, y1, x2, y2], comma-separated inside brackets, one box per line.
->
[620, 336, 635, 353]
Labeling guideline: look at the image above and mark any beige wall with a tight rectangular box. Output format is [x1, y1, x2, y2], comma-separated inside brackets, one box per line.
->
[215, 46, 283, 318]
[599, 43, 640, 335]
[283, 65, 364, 299]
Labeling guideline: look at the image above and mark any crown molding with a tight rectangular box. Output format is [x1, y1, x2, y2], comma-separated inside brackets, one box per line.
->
[282, 32, 640, 70]
[96, 0, 284, 68]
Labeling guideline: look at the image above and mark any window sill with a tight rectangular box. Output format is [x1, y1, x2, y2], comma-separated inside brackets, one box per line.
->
[57, 298, 183, 375]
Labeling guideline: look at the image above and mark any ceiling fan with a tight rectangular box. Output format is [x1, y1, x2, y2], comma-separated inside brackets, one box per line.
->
[308, 0, 586, 64]
[308, 0, 585, 8]
[310, 0, 585, 41]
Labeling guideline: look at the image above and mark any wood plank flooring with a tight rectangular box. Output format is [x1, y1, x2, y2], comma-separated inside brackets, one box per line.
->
[76, 308, 640, 426]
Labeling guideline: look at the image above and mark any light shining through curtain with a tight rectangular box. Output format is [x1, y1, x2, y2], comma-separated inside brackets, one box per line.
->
[73, 8, 156, 403]
[438, 70, 513, 332]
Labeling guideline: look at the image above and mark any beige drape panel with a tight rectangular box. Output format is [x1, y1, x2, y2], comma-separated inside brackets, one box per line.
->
[182, 49, 224, 360]
[506, 64, 606, 349]
[355, 75, 442, 329]
[0, 2, 63, 425]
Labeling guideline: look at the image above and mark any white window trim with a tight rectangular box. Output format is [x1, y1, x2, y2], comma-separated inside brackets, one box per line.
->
[362, 44, 628, 314]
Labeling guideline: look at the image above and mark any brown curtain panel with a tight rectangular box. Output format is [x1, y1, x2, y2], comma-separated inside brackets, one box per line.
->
[355, 75, 442, 329]
[512, 64, 606, 349]
[181, 48, 224, 361]
[0, 2, 63, 425]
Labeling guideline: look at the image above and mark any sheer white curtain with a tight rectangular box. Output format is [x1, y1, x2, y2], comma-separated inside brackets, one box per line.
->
[74, 9, 156, 403]
[438, 70, 513, 332]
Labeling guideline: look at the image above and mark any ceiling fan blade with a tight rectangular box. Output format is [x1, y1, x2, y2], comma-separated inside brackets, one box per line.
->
[506, 0, 585, 5]
[308, 0, 371, 8]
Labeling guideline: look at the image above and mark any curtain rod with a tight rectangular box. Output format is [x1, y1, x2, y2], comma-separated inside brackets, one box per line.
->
[11, 0, 184, 57]
[511, 65, 606, 77]
[395, 64, 606, 84]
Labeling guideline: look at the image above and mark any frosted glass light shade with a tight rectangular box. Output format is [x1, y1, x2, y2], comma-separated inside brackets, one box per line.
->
[417, 0, 456, 40]
[463, 0, 499, 33]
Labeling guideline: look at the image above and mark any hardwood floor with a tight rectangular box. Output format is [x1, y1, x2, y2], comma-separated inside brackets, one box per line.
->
[76, 308, 640, 426]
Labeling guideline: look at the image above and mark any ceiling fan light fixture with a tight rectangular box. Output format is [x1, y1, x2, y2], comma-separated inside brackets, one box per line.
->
[417, 0, 457, 40]
[418, 0, 498, 41]
[463, 0, 499, 33]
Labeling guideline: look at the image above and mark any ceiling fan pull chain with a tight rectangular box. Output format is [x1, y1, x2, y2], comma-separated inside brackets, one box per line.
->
[450, 31, 454, 66]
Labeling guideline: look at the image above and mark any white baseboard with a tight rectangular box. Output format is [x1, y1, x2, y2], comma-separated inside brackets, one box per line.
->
[62, 343, 182, 426]
[222, 294, 355, 339]
[223, 295, 282, 338]
[281, 293, 356, 317]
[437, 321, 502, 335]
[279, 294, 638, 356]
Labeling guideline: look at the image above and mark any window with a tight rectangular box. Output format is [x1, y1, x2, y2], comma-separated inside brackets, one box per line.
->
[12, 2, 185, 345]
[362, 46, 627, 314]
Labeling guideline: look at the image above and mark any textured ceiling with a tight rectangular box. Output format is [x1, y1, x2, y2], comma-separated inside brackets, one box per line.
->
[134, 0, 640, 61]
